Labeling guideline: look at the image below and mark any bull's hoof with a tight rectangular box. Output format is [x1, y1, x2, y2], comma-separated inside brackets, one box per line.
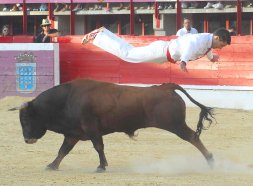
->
[96, 166, 106, 173]
[46, 163, 59, 171]
[207, 153, 215, 169]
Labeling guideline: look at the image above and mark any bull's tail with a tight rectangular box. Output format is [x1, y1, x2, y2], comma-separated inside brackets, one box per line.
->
[163, 83, 215, 137]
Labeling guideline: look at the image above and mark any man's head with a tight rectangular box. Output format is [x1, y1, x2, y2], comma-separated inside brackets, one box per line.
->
[183, 18, 192, 31]
[212, 28, 231, 49]
[40, 19, 51, 33]
[2, 25, 9, 36]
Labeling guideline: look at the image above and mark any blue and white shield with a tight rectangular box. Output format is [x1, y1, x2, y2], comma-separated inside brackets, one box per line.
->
[16, 63, 36, 92]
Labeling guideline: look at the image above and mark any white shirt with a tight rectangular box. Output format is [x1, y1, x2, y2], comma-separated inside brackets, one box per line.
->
[176, 27, 198, 36]
[168, 33, 213, 63]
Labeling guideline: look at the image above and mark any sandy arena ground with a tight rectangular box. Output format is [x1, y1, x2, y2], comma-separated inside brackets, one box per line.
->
[1, 96, 253, 186]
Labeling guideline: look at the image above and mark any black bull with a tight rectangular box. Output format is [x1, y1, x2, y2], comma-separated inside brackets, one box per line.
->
[10, 79, 215, 172]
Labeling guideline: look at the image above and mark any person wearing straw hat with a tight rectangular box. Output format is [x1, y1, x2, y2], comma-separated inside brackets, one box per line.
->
[34, 18, 59, 43]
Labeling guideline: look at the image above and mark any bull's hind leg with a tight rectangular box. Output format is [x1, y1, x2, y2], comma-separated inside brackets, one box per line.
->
[47, 137, 79, 170]
[174, 123, 214, 167]
[90, 135, 108, 173]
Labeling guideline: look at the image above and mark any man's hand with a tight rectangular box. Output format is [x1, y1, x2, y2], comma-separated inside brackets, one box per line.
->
[180, 61, 188, 72]
[210, 54, 219, 62]
[42, 35, 48, 43]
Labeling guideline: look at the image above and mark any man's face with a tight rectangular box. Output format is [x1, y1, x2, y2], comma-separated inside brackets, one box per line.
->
[2, 27, 9, 36]
[183, 19, 191, 31]
[212, 36, 228, 49]
[42, 25, 50, 32]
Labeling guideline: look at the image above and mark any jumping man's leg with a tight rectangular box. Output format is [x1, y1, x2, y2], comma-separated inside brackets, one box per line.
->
[82, 27, 169, 63]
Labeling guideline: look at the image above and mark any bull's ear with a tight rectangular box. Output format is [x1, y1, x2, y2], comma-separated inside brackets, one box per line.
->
[8, 102, 28, 111]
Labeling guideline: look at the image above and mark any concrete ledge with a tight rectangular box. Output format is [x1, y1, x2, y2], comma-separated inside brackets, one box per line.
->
[121, 84, 253, 110]
[1, 6, 249, 16]
[28, 11, 48, 16]
[182, 8, 237, 14]
[0, 43, 56, 51]
[0, 11, 23, 16]
[177, 87, 253, 110]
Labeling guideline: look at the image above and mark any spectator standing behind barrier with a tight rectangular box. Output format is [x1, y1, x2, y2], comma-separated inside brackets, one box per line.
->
[176, 18, 198, 36]
[1, 25, 10, 36]
[34, 19, 59, 43]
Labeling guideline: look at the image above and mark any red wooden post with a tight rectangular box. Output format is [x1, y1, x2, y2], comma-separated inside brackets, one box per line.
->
[225, 16, 229, 29]
[22, 0, 27, 35]
[204, 15, 208, 33]
[70, 0, 75, 35]
[130, 0, 134, 35]
[96, 15, 101, 28]
[236, 0, 242, 35]
[176, 0, 182, 31]
[154, 1, 160, 28]
[84, 15, 87, 34]
[118, 17, 121, 35]
[48, 3, 54, 28]
[48, 3, 53, 20]
[34, 16, 37, 37]
[10, 17, 13, 35]
[141, 15, 145, 36]
[250, 15, 253, 35]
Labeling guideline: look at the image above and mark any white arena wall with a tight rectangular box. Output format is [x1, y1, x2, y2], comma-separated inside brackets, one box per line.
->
[123, 84, 253, 110]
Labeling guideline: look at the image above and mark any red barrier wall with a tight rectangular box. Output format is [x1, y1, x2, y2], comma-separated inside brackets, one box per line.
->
[58, 35, 253, 86]
[0, 36, 34, 43]
[1, 35, 253, 86]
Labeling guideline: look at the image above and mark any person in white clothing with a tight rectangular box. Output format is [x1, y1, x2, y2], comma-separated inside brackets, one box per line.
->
[81, 27, 230, 72]
[176, 18, 198, 36]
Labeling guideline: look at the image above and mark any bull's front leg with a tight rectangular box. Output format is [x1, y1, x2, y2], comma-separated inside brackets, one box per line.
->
[46, 136, 79, 170]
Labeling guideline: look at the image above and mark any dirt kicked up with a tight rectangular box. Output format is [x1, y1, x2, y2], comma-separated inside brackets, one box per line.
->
[1, 96, 253, 186]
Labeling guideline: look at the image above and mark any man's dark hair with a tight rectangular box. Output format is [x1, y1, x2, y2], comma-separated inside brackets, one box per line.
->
[183, 17, 190, 21]
[213, 28, 231, 45]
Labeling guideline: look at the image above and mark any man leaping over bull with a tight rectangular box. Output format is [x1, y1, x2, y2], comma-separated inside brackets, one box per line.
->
[81, 27, 231, 72]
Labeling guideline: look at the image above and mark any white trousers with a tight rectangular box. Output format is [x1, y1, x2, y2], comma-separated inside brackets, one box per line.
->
[93, 28, 170, 63]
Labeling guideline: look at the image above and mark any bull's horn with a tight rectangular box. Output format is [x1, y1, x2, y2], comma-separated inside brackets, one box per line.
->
[8, 102, 28, 111]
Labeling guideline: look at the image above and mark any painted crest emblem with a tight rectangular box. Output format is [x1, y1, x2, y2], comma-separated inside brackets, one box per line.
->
[15, 52, 36, 92]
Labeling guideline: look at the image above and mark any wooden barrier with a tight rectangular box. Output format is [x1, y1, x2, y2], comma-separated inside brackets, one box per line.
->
[0, 35, 252, 109]
[0, 35, 252, 87]
[58, 35, 253, 86]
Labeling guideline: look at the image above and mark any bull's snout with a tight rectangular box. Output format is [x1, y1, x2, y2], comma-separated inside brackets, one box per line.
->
[24, 139, 37, 144]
